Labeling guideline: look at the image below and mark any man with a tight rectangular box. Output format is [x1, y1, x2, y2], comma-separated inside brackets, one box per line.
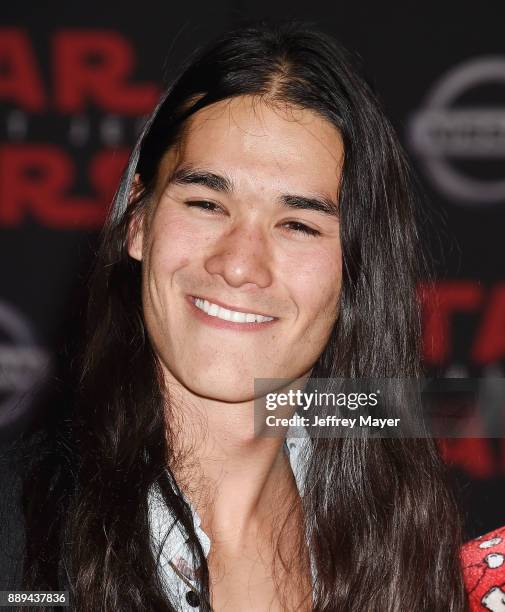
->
[5, 21, 467, 611]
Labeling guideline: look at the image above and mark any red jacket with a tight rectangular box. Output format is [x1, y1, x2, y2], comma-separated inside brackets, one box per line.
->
[462, 525, 505, 611]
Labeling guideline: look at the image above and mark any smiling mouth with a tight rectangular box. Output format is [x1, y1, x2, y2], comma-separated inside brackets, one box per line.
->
[190, 296, 275, 323]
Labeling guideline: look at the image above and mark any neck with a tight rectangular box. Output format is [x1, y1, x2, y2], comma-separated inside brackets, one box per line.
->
[162, 368, 303, 545]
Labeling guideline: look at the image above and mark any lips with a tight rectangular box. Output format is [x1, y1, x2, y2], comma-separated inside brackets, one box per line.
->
[190, 294, 276, 317]
[191, 296, 275, 323]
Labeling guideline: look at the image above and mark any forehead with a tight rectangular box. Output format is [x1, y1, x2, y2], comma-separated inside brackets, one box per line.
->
[156, 95, 344, 195]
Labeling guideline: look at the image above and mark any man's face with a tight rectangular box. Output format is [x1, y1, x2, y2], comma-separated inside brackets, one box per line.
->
[128, 96, 343, 402]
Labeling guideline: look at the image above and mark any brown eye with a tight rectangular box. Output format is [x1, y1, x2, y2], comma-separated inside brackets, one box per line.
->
[283, 221, 321, 237]
[185, 201, 221, 213]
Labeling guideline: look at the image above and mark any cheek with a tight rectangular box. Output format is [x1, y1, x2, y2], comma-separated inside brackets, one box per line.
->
[284, 245, 342, 326]
[148, 212, 203, 272]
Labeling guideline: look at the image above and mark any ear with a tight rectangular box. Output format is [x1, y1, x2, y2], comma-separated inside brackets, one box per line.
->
[127, 173, 145, 262]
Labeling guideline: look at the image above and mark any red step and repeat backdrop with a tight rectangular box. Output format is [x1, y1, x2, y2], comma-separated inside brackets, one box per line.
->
[1, 1, 504, 538]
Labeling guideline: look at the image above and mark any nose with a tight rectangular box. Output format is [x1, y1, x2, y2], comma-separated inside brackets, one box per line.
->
[204, 222, 273, 289]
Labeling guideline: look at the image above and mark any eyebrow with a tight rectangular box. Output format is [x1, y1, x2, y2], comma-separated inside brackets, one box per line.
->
[168, 165, 339, 218]
[170, 166, 233, 193]
[280, 194, 338, 217]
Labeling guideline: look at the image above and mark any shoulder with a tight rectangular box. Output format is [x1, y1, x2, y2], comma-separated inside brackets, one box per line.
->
[462, 525, 505, 611]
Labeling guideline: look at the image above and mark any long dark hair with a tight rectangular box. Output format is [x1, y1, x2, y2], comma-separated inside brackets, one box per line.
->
[17, 20, 467, 611]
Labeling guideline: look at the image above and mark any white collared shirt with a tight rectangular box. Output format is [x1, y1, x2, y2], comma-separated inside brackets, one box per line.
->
[148, 432, 310, 610]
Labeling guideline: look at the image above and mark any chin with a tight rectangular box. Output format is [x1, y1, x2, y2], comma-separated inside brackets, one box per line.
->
[183, 368, 307, 403]
[177, 364, 283, 402]
[182, 382, 255, 403]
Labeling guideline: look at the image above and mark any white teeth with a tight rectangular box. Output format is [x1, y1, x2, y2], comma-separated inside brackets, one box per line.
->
[231, 310, 242, 323]
[193, 297, 274, 323]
